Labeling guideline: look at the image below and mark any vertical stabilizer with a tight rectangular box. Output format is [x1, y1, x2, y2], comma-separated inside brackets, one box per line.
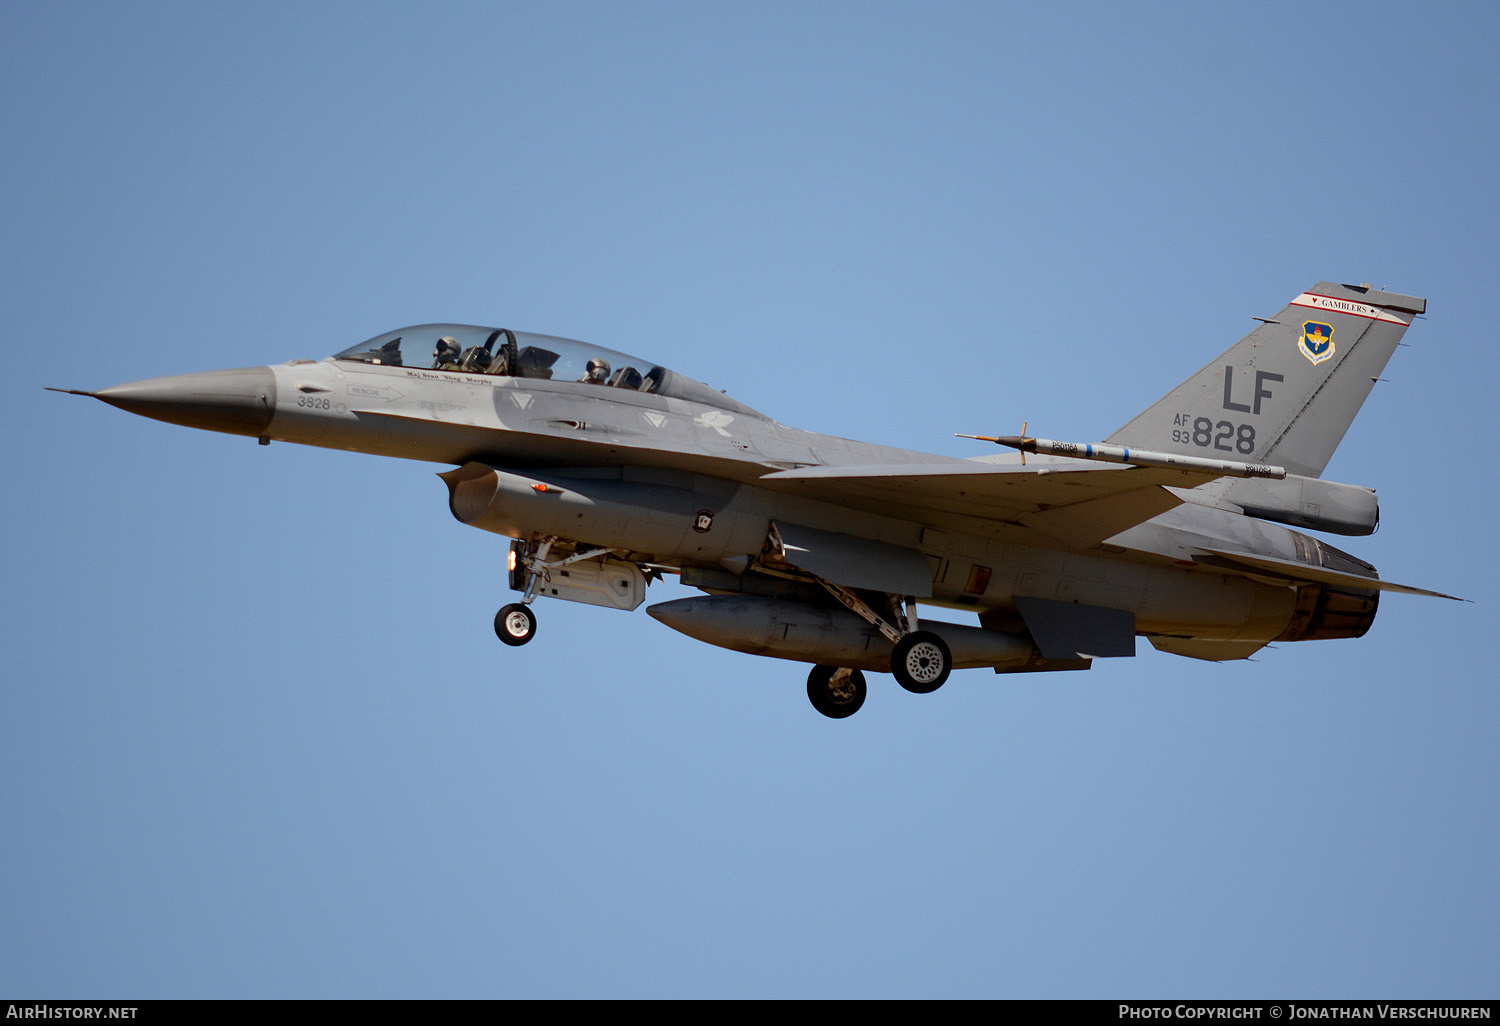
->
[1106, 282, 1424, 478]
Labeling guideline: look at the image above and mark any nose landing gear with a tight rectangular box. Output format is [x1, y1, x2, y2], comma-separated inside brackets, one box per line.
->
[494, 603, 538, 646]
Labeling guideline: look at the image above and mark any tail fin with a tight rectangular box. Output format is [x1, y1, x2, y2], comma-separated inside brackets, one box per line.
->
[1106, 282, 1425, 478]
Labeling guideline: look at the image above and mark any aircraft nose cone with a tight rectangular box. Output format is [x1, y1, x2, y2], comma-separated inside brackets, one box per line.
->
[94, 367, 277, 437]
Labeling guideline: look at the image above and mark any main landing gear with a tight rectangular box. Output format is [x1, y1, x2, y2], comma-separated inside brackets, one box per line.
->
[803, 633, 951, 718]
[891, 631, 951, 694]
[801, 577, 952, 714]
[800, 598, 952, 718]
[807, 665, 867, 718]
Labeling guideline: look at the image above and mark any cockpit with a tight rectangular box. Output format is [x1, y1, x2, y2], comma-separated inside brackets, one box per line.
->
[333, 324, 761, 417]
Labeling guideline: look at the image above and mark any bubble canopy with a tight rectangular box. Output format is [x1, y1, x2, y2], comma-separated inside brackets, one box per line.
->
[333, 324, 760, 416]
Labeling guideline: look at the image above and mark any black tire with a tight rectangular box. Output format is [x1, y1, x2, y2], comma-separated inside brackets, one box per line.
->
[891, 631, 951, 693]
[806, 665, 866, 719]
[494, 603, 537, 646]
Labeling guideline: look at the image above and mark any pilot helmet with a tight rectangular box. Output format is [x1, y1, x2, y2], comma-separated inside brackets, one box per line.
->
[434, 336, 461, 363]
[585, 358, 610, 382]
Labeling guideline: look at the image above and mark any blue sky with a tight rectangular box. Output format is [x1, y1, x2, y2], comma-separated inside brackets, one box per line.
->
[3, 0, 1497, 998]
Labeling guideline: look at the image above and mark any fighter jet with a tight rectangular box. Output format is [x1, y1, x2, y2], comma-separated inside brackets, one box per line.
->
[54, 281, 1458, 717]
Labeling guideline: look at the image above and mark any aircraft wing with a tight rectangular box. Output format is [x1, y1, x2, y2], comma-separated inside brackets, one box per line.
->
[757, 461, 1225, 547]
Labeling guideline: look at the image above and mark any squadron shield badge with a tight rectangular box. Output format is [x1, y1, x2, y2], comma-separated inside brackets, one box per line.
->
[1299, 321, 1335, 365]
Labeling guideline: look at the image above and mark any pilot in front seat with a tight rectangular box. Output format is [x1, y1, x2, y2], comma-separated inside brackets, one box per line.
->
[433, 336, 462, 369]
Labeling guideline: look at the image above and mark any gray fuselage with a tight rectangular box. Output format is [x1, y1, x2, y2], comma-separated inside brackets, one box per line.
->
[262, 353, 1322, 647]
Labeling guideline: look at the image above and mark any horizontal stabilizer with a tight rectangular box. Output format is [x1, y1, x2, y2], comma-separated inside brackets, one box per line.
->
[1194, 548, 1463, 601]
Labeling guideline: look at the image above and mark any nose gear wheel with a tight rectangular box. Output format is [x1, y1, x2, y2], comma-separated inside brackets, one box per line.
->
[495, 603, 538, 646]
